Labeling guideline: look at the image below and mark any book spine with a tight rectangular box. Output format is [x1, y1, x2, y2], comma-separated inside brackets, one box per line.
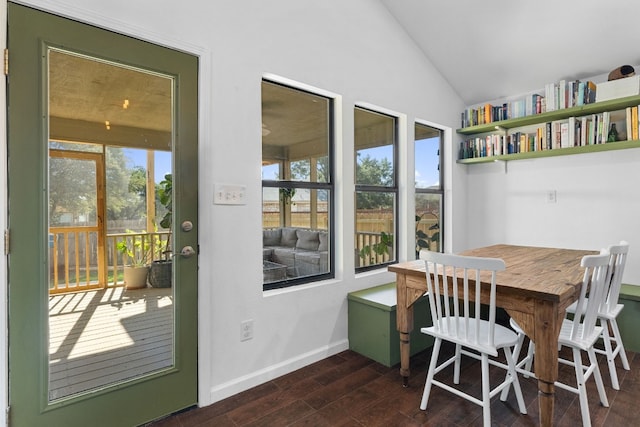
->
[627, 106, 638, 141]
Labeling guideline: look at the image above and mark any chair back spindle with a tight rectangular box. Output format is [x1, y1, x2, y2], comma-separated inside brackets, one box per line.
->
[602, 241, 629, 316]
[569, 250, 610, 343]
[421, 251, 504, 355]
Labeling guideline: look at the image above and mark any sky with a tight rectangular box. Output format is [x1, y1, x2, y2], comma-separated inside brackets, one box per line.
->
[415, 136, 440, 189]
[261, 136, 441, 189]
[123, 148, 172, 184]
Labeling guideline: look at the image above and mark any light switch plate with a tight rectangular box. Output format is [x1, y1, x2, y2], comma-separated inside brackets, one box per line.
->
[214, 183, 246, 205]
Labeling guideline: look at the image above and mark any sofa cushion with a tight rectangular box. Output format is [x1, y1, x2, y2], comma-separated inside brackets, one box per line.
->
[296, 229, 320, 251]
[280, 228, 298, 247]
[318, 231, 328, 252]
[263, 228, 282, 246]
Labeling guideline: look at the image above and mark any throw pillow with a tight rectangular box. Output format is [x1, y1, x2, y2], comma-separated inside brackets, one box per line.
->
[296, 229, 320, 251]
[281, 227, 298, 247]
[263, 228, 282, 246]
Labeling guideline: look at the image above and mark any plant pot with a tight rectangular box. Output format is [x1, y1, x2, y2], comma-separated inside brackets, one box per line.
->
[149, 259, 172, 288]
[123, 265, 149, 290]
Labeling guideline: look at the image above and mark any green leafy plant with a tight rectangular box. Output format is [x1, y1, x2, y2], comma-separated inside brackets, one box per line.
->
[415, 213, 440, 257]
[157, 173, 172, 258]
[279, 187, 296, 205]
[359, 231, 394, 264]
[116, 231, 153, 267]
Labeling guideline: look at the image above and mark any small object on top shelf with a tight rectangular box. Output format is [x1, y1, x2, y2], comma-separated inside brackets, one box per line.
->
[608, 65, 635, 81]
[608, 123, 619, 142]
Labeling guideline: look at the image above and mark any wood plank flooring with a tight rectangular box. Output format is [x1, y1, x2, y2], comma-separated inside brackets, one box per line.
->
[49, 287, 173, 400]
[147, 340, 639, 426]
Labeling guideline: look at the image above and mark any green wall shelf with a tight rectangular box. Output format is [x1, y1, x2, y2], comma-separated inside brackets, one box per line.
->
[457, 140, 640, 164]
[457, 94, 640, 164]
[458, 95, 640, 135]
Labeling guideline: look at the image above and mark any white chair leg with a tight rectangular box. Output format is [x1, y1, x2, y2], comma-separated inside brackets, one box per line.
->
[600, 318, 620, 390]
[453, 343, 462, 384]
[523, 340, 534, 376]
[501, 346, 527, 414]
[481, 353, 491, 427]
[610, 318, 630, 371]
[499, 332, 523, 401]
[588, 347, 609, 408]
[421, 338, 442, 410]
[500, 331, 522, 401]
[572, 348, 591, 427]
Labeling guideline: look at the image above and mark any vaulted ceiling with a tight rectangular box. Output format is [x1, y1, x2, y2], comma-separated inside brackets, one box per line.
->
[381, 0, 640, 106]
[50, 1, 640, 150]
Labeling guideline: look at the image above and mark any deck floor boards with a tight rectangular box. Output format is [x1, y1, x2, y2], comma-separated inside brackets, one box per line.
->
[48, 287, 173, 400]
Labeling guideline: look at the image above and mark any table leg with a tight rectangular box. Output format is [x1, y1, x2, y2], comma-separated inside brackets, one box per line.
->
[533, 300, 564, 427]
[396, 274, 413, 386]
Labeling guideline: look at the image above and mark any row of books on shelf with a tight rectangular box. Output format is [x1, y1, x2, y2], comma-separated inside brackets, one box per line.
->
[460, 79, 597, 128]
[458, 106, 639, 160]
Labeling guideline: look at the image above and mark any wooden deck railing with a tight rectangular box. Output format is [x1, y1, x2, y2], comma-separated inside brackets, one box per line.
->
[355, 231, 394, 267]
[49, 227, 171, 294]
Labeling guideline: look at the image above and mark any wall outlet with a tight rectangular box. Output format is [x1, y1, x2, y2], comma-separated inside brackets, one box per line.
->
[240, 319, 254, 341]
[546, 190, 557, 204]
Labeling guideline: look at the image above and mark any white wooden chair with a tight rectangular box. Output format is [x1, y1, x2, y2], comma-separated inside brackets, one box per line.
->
[508, 242, 630, 391]
[566, 241, 630, 390]
[503, 250, 611, 427]
[418, 250, 527, 427]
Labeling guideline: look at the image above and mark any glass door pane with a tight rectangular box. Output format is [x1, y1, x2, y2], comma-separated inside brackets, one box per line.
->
[47, 49, 174, 401]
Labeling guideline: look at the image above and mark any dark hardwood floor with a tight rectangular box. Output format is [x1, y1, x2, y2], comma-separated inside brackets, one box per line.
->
[147, 341, 639, 426]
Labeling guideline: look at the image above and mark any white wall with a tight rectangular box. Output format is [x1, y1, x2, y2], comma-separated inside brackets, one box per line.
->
[5, 0, 465, 415]
[464, 148, 640, 283]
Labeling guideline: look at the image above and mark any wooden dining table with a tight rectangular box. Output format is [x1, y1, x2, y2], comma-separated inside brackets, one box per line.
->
[388, 244, 597, 427]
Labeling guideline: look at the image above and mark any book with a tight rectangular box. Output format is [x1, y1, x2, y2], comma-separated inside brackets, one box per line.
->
[577, 81, 585, 106]
[586, 81, 597, 104]
[545, 83, 555, 112]
[633, 106, 639, 140]
[560, 121, 570, 148]
[558, 80, 566, 109]
[568, 117, 576, 147]
[580, 116, 588, 146]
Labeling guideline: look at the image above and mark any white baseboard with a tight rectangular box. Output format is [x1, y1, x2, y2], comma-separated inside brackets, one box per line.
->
[207, 339, 349, 404]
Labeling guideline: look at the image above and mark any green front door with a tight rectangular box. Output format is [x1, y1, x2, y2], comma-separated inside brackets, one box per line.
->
[7, 4, 199, 426]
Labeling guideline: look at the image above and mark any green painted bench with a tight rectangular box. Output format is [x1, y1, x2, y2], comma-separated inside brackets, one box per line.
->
[347, 283, 640, 367]
[347, 282, 433, 367]
[617, 284, 640, 352]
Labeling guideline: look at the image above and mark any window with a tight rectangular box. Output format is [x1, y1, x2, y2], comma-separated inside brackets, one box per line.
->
[261, 80, 333, 289]
[414, 123, 443, 258]
[354, 107, 397, 271]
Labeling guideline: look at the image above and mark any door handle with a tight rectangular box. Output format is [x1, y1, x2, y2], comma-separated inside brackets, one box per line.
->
[179, 246, 196, 258]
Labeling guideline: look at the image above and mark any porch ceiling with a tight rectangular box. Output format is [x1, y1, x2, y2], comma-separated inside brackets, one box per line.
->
[48, 49, 172, 150]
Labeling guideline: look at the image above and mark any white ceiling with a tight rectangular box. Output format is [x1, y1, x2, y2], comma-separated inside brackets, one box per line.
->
[381, 0, 640, 106]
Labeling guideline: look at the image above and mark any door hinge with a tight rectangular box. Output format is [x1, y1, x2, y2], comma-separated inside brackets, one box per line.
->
[4, 49, 7, 76]
[4, 229, 9, 255]
[5, 405, 9, 426]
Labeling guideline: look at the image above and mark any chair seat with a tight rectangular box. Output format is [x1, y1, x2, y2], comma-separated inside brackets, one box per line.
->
[558, 318, 603, 352]
[421, 318, 519, 356]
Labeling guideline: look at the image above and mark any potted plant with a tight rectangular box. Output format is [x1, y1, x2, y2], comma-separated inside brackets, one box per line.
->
[117, 232, 152, 289]
[149, 173, 173, 288]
